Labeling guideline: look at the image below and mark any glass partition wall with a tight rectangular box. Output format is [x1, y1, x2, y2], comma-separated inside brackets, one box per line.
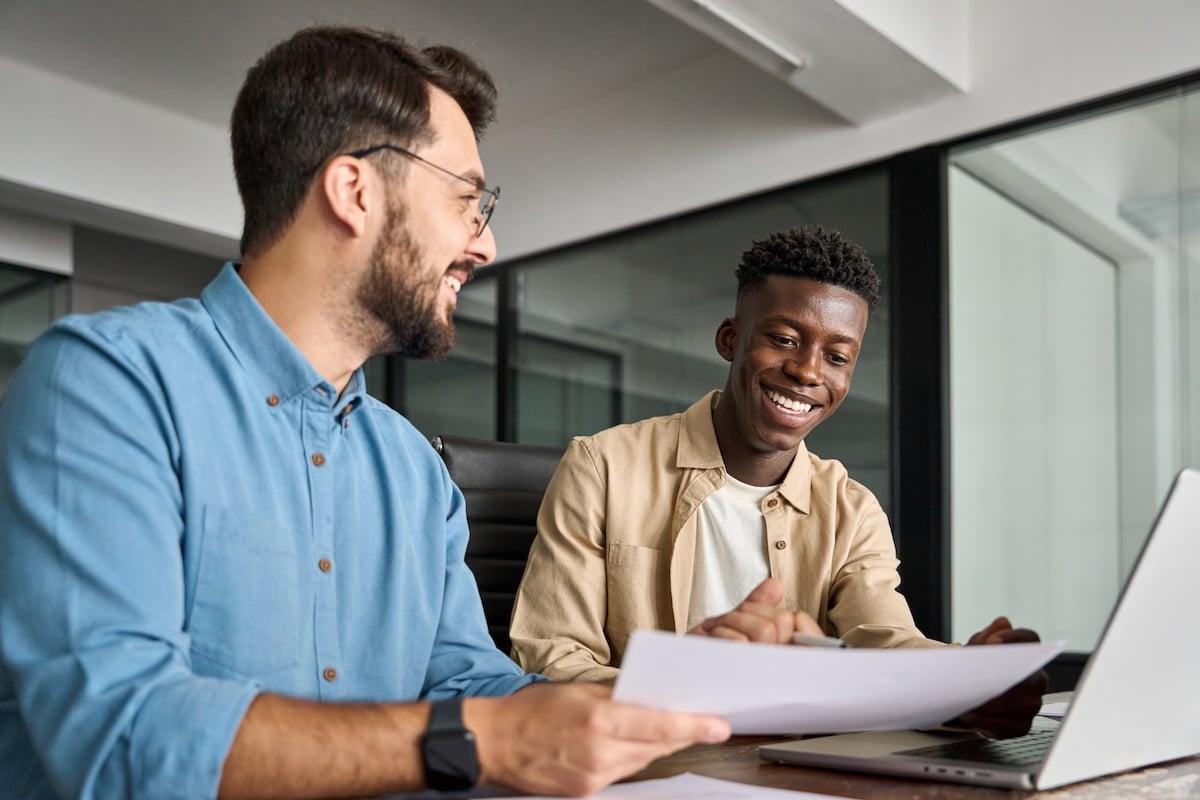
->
[379, 276, 499, 441]
[948, 85, 1200, 650]
[396, 168, 894, 511]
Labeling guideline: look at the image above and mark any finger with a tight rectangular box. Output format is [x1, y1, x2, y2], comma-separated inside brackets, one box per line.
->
[589, 735, 704, 779]
[958, 710, 1034, 739]
[695, 594, 785, 637]
[552, 734, 708, 795]
[986, 627, 1041, 645]
[792, 611, 822, 637]
[707, 624, 750, 642]
[968, 616, 1012, 645]
[571, 711, 729, 793]
[730, 601, 799, 642]
[706, 609, 790, 643]
[958, 674, 1048, 738]
[966, 695, 1043, 726]
[605, 704, 731, 745]
[744, 576, 784, 606]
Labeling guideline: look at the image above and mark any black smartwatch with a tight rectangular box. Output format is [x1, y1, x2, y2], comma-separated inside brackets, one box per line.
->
[421, 697, 481, 791]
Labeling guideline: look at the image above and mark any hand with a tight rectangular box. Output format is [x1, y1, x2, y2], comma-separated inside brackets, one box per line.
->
[687, 577, 822, 644]
[466, 682, 730, 796]
[953, 616, 1049, 739]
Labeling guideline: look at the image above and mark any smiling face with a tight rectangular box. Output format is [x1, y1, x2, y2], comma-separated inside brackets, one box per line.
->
[712, 274, 870, 485]
[356, 199, 452, 359]
[356, 85, 497, 359]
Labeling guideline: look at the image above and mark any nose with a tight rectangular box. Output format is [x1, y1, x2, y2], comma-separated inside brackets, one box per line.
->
[783, 347, 823, 386]
[466, 223, 497, 267]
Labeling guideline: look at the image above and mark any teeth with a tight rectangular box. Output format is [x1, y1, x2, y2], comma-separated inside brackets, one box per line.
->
[442, 275, 462, 294]
[766, 389, 812, 413]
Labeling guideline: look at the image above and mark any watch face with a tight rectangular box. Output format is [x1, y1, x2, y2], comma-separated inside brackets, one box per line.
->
[424, 729, 481, 790]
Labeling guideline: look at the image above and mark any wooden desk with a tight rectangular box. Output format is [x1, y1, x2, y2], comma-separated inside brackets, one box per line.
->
[629, 736, 1200, 798]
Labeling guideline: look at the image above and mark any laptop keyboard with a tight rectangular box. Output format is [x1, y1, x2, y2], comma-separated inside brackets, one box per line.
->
[898, 729, 1056, 767]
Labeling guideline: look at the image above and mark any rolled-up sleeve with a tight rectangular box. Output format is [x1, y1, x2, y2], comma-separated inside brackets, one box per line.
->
[0, 326, 259, 799]
[510, 438, 619, 683]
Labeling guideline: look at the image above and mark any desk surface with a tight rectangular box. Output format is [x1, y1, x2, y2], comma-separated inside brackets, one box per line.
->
[629, 736, 1200, 798]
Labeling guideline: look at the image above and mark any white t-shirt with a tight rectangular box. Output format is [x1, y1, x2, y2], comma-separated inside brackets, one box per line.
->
[685, 474, 778, 630]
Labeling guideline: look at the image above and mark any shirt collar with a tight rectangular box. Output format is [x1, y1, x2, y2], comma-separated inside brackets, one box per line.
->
[201, 263, 365, 407]
[676, 389, 812, 512]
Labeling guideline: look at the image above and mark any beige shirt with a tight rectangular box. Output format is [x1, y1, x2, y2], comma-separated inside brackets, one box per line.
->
[510, 391, 940, 683]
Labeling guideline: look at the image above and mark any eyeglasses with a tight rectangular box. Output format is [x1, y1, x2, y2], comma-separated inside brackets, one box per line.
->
[346, 143, 500, 237]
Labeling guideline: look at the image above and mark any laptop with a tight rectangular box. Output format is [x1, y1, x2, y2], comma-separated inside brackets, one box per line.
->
[760, 468, 1200, 790]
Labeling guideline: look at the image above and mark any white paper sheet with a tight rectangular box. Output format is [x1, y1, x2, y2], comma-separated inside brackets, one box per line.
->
[505, 772, 842, 799]
[613, 630, 1065, 735]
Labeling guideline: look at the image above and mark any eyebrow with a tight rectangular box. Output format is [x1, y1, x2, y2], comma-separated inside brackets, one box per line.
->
[459, 170, 487, 191]
[767, 316, 862, 346]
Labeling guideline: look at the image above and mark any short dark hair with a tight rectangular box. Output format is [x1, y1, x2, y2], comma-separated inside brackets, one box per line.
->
[231, 26, 497, 256]
[735, 225, 881, 311]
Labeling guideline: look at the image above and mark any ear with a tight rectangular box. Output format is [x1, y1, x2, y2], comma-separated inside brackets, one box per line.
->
[320, 155, 375, 239]
[715, 317, 738, 362]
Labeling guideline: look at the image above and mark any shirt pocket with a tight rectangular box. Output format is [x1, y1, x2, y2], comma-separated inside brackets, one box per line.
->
[606, 542, 669, 600]
[607, 542, 666, 571]
[606, 543, 671, 644]
[187, 505, 302, 677]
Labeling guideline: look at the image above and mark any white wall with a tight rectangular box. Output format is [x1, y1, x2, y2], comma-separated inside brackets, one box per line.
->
[0, 207, 71, 275]
[2, 1, 1200, 264]
[0, 53, 238, 259]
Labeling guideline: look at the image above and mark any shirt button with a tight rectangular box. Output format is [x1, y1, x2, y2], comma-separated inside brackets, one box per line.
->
[266, 394, 280, 407]
[318, 558, 333, 572]
[323, 667, 338, 682]
[775, 540, 787, 550]
[767, 497, 779, 508]
[312, 453, 326, 467]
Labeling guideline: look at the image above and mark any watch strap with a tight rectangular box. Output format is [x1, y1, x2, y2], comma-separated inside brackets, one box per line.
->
[422, 697, 480, 791]
[427, 696, 466, 733]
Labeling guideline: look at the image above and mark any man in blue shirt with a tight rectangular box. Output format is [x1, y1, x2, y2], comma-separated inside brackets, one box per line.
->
[0, 26, 730, 799]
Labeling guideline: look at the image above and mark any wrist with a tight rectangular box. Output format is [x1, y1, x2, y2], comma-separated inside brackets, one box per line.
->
[421, 698, 481, 791]
[464, 693, 521, 788]
[462, 695, 499, 786]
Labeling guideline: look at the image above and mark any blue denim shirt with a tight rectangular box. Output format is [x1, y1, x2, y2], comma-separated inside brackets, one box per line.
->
[0, 264, 539, 799]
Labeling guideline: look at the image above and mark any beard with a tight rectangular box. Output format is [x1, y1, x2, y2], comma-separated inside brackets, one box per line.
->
[356, 202, 456, 360]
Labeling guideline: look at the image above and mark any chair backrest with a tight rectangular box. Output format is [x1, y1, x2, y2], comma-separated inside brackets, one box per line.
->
[432, 434, 563, 656]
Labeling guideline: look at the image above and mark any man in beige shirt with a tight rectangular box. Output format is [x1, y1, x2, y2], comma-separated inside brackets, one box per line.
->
[511, 225, 1046, 739]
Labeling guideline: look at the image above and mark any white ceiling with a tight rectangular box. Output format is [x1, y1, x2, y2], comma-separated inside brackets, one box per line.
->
[0, 0, 718, 136]
[0, 0, 969, 142]
[1, 0, 1199, 266]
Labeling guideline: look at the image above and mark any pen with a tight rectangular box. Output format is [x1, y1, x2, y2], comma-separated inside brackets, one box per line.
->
[791, 632, 847, 648]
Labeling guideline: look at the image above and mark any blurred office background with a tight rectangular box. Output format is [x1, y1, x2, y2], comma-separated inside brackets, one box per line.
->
[1, 1, 1197, 677]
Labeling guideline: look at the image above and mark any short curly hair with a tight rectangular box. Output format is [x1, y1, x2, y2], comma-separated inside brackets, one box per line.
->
[735, 225, 880, 311]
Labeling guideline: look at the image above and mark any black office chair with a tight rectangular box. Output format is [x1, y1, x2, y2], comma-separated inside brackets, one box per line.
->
[431, 434, 563, 656]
